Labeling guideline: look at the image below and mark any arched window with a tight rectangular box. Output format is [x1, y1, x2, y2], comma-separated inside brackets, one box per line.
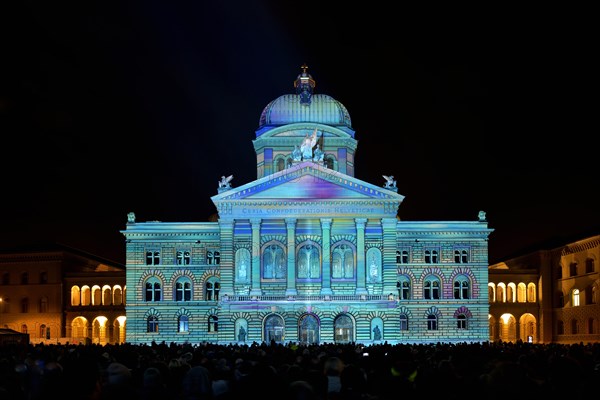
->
[324, 155, 335, 170]
[145, 278, 162, 302]
[397, 276, 411, 300]
[516, 283, 527, 302]
[585, 258, 595, 273]
[71, 286, 81, 306]
[453, 276, 470, 299]
[263, 244, 286, 279]
[297, 243, 320, 279]
[39, 271, 48, 284]
[488, 284, 495, 303]
[399, 314, 409, 331]
[102, 286, 112, 305]
[2, 272, 9, 285]
[208, 315, 218, 332]
[264, 314, 284, 344]
[147, 316, 159, 333]
[299, 314, 319, 344]
[205, 279, 220, 301]
[178, 315, 189, 333]
[276, 157, 285, 172]
[588, 318, 597, 334]
[175, 277, 192, 301]
[332, 243, 354, 279]
[572, 289, 580, 307]
[507, 283, 517, 302]
[424, 276, 441, 299]
[527, 283, 536, 302]
[570, 262, 578, 277]
[427, 314, 438, 330]
[39, 297, 48, 313]
[334, 314, 353, 343]
[113, 286, 123, 305]
[92, 285, 102, 306]
[496, 284, 505, 303]
[21, 272, 28, 284]
[81, 286, 91, 306]
[456, 314, 467, 329]
[571, 319, 579, 334]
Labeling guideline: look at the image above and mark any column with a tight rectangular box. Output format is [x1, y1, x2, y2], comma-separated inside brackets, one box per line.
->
[355, 218, 368, 295]
[249, 218, 263, 297]
[285, 218, 298, 296]
[320, 218, 333, 296]
[382, 217, 398, 296]
[218, 219, 235, 297]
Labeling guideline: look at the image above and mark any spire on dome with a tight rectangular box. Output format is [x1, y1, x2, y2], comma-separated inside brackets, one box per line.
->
[294, 63, 316, 105]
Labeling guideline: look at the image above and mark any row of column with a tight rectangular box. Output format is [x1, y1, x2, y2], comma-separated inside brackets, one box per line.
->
[220, 217, 398, 297]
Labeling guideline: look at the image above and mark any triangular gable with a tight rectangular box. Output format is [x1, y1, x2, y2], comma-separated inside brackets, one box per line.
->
[211, 161, 404, 202]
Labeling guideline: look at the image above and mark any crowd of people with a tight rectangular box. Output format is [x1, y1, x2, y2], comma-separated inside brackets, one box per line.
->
[1, 339, 599, 400]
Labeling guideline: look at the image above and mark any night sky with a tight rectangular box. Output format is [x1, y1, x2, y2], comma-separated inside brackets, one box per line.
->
[2, 2, 597, 265]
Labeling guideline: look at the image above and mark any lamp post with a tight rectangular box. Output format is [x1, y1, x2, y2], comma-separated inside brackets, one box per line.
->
[0, 297, 3, 329]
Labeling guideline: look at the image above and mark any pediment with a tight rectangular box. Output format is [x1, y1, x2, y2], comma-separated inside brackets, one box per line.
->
[211, 162, 404, 202]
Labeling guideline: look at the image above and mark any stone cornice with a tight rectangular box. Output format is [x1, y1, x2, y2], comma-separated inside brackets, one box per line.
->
[214, 163, 403, 201]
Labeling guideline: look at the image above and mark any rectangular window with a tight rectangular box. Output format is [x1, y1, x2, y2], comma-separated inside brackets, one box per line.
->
[146, 250, 161, 266]
[454, 248, 470, 263]
[396, 248, 410, 264]
[569, 263, 577, 277]
[177, 250, 192, 265]
[424, 249, 440, 264]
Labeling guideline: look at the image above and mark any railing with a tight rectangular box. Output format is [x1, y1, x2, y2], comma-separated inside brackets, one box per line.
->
[221, 294, 396, 302]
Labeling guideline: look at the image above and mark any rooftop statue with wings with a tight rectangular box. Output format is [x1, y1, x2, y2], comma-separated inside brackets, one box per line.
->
[383, 175, 396, 188]
[219, 175, 234, 189]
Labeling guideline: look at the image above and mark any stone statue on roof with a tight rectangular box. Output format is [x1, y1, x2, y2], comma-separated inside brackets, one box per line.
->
[301, 127, 318, 161]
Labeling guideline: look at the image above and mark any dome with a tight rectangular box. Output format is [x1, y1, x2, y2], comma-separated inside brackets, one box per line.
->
[258, 93, 352, 129]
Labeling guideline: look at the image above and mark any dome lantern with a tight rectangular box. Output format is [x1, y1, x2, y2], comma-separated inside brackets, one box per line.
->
[294, 63, 316, 105]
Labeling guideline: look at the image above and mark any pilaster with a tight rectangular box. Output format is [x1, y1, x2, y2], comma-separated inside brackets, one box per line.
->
[355, 218, 368, 295]
[218, 219, 235, 297]
[249, 218, 263, 296]
[285, 218, 298, 296]
[320, 218, 333, 295]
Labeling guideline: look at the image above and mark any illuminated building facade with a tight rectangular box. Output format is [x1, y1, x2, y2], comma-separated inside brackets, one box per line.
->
[0, 244, 126, 345]
[122, 66, 493, 345]
[488, 234, 600, 344]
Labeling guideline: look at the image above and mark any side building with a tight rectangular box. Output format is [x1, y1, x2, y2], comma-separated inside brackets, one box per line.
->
[0, 244, 126, 345]
[122, 66, 493, 345]
[488, 233, 600, 344]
